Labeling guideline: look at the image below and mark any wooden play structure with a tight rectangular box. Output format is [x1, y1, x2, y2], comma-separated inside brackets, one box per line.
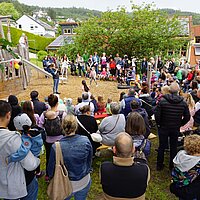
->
[0, 15, 52, 97]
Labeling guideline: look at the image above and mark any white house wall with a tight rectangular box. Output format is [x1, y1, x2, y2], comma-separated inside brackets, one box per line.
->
[45, 30, 56, 37]
[16, 15, 47, 36]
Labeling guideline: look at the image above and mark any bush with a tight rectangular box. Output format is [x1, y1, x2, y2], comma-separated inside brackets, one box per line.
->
[3, 26, 54, 51]
[37, 50, 48, 61]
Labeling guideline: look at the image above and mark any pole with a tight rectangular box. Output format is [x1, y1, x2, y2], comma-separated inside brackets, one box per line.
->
[147, 62, 152, 89]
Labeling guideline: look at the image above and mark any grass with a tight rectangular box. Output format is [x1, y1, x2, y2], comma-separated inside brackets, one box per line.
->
[37, 129, 178, 200]
[30, 58, 43, 68]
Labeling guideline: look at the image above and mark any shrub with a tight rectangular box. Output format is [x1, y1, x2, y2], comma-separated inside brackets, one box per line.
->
[37, 50, 48, 61]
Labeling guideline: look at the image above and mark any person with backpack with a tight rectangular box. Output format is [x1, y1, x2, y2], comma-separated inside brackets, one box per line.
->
[39, 94, 65, 181]
[125, 112, 151, 160]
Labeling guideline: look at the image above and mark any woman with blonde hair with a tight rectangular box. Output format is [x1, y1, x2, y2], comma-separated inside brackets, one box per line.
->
[180, 93, 195, 132]
[48, 114, 93, 200]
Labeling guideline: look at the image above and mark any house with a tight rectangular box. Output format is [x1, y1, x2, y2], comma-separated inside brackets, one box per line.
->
[189, 23, 200, 65]
[46, 20, 78, 51]
[16, 15, 56, 37]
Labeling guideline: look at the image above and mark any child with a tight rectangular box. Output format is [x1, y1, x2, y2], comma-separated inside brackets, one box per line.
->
[170, 134, 200, 200]
[106, 98, 112, 114]
[100, 68, 107, 80]
[8, 113, 43, 163]
[64, 98, 75, 115]
[89, 67, 98, 86]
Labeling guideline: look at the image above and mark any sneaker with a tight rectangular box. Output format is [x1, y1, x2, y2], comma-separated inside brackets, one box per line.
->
[56, 92, 61, 94]
[36, 170, 45, 179]
[96, 84, 98, 87]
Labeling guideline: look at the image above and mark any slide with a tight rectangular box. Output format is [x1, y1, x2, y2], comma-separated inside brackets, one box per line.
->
[22, 59, 52, 77]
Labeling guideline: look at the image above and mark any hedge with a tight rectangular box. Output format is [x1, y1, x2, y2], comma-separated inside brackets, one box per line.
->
[3, 26, 54, 52]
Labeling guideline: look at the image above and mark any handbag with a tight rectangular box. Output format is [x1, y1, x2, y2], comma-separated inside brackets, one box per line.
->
[47, 142, 72, 200]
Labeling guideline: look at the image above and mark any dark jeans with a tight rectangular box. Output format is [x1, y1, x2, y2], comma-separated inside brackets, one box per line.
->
[157, 128, 179, 169]
[45, 142, 53, 176]
[78, 64, 85, 76]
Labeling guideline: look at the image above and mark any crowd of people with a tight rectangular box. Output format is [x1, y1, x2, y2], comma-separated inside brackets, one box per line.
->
[1, 52, 200, 200]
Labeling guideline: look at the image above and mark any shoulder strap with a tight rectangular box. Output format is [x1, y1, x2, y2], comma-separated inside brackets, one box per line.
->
[140, 99, 153, 108]
[136, 138, 147, 152]
[101, 115, 120, 135]
[76, 116, 90, 134]
[55, 142, 64, 165]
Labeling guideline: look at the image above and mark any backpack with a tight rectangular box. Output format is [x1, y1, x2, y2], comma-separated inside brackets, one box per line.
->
[44, 111, 63, 136]
[134, 138, 151, 161]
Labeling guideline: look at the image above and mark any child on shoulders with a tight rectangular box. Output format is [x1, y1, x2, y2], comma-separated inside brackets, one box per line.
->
[8, 113, 43, 163]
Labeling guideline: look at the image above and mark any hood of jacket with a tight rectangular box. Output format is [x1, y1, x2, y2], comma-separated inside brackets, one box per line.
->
[173, 150, 200, 172]
[163, 93, 183, 104]
[0, 129, 19, 150]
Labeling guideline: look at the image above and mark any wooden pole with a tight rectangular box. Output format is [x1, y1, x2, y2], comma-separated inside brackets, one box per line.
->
[0, 19, 5, 39]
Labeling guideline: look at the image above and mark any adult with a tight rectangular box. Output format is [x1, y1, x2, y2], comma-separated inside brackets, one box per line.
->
[155, 82, 190, 170]
[190, 81, 199, 103]
[61, 54, 69, 79]
[139, 86, 154, 118]
[101, 52, 107, 72]
[48, 63, 60, 94]
[92, 52, 100, 74]
[120, 88, 141, 118]
[39, 94, 64, 180]
[7, 95, 22, 131]
[97, 102, 126, 146]
[76, 53, 85, 77]
[100, 132, 150, 200]
[0, 100, 40, 200]
[48, 114, 92, 200]
[194, 88, 200, 127]
[76, 105, 99, 156]
[75, 92, 95, 116]
[141, 57, 148, 75]
[30, 90, 47, 116]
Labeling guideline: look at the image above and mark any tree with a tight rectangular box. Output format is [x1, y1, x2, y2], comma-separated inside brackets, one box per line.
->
[47, 8, 56, 20]
[60, 4, 185, 60]
[0, 2, 20, 20]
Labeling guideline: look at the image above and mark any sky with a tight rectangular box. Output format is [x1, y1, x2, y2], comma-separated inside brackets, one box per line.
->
[18, 0, 200, 13]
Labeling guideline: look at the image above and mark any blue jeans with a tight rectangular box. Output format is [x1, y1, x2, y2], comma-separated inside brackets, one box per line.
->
[5, 177, 38, 200]
[65, 179, 91, 200]
[53, 78, 59, 93]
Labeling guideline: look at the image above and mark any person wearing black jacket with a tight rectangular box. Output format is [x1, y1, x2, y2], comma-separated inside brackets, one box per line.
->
[155, 82, 190, 171]
[100, 132, 150, 199]
[30, 90, 47, 116]
[8, 95, 22, 131]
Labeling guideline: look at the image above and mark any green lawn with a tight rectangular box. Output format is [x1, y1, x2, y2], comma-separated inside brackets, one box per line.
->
[38, 130, 178, 200]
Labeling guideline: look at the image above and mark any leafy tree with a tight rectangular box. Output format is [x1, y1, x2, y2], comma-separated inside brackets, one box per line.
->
[62, 4, 185, 60]
[0, 2, 20, 19]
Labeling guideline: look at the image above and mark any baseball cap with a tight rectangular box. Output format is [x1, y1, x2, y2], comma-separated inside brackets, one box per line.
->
[14, 113, 32, 131]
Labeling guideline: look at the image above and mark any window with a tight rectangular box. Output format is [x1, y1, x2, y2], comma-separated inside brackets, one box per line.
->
[195, 47, 200, 56]
[64, 29, 71, 34]
[30, 25, 34, 30]
[35, 26, 38, 28]
[196, 36, 200, 43]
[19, 24, 22, 29]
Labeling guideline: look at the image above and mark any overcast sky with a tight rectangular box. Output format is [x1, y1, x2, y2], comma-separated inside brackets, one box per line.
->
[18, 0, 200, 13]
